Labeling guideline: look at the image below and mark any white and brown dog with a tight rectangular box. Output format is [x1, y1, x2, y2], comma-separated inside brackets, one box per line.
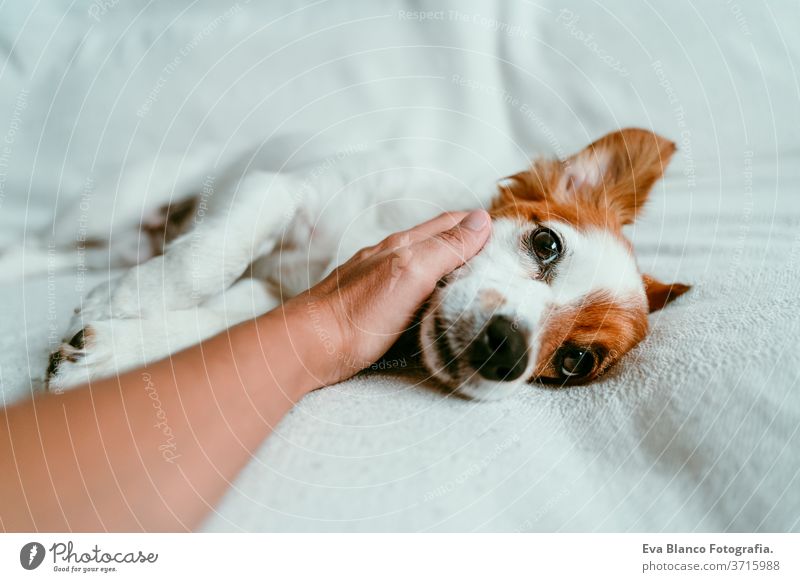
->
[45, 128, 689, 400]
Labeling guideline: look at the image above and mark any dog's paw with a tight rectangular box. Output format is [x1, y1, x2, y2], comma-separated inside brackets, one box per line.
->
[46, 322, 144, 392]
[45, 310, 237, 392]
[46, 320, 156, 392]
[45, 327, 117, 392]
[47, 327, 94, 392]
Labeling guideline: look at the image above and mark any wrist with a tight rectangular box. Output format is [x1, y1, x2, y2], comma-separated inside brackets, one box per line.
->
[251, 311, 316, 402]
[260, 295, 346, 394]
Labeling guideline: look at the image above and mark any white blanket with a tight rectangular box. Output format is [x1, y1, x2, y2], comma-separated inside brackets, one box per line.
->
[1, 0, 798, 531]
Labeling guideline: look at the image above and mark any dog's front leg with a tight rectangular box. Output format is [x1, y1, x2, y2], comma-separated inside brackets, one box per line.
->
[47, 277, 279, 391]
[83, 171, 301, 321]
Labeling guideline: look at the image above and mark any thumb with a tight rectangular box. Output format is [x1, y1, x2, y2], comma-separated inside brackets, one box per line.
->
[412, 209, 491, 281]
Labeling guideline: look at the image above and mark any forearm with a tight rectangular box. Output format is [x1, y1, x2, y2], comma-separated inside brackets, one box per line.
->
[0, 307, 317, 532]
[0, 211, 489, 532]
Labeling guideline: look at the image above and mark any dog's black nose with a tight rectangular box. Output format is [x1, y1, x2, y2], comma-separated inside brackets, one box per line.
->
[469, 316, 529, 382]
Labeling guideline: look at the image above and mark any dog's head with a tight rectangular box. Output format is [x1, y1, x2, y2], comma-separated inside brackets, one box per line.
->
[419, 128, 690, 399]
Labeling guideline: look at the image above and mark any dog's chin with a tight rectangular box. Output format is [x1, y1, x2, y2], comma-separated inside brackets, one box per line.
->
[418, 304, 525, 401]
[450, 377, 525, 401]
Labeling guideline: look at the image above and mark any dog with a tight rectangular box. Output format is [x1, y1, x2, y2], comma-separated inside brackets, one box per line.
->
[44, 127, 689, 400]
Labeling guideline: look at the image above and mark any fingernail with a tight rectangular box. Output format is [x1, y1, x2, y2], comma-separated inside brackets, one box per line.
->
[461, 210, 489, 232]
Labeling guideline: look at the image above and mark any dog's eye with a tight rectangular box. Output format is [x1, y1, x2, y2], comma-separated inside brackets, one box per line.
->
[557, 347, 595, 380]
[529, 227, 562, 265]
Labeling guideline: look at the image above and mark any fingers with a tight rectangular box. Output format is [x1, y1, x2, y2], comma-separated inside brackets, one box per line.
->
[402, 211, 469, 240]
[379, 211, 470, 252]
[352, 211, 471, 261]
[409, 209, 491, 281]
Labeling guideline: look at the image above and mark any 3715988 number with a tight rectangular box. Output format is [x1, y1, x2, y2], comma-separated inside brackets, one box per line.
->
[731, 560, 780, 571]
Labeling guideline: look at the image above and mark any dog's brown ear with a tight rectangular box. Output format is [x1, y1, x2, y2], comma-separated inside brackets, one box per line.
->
[564, 128, 676, 225]
[642, 274, 691, 312]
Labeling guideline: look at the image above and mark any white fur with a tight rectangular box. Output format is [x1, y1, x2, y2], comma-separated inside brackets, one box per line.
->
[42, 146, 643, 400]
[419, 217, 642, 400]
[545, 222, 644, 304]
[45, 149, 490, 392]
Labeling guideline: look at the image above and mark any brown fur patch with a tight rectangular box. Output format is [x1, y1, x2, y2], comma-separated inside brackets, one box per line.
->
[534, 291, 649, 384]
[642, 275, 692, 312]
[491, 127, 676, 235]
[486, 128, 681, 384]
[143, 196, 199, 256]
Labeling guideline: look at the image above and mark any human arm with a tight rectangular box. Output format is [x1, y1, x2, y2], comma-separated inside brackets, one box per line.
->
[0, 210, 490, 531]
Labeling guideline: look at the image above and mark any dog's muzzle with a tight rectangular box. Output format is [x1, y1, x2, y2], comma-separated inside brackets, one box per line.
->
[467, 315, 529, 381]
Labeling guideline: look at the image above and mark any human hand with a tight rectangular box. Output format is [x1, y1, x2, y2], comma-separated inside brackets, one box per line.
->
[281, 210, 492, 388]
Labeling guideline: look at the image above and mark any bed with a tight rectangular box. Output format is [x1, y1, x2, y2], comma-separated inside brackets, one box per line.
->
[1, 0, 798, 531]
